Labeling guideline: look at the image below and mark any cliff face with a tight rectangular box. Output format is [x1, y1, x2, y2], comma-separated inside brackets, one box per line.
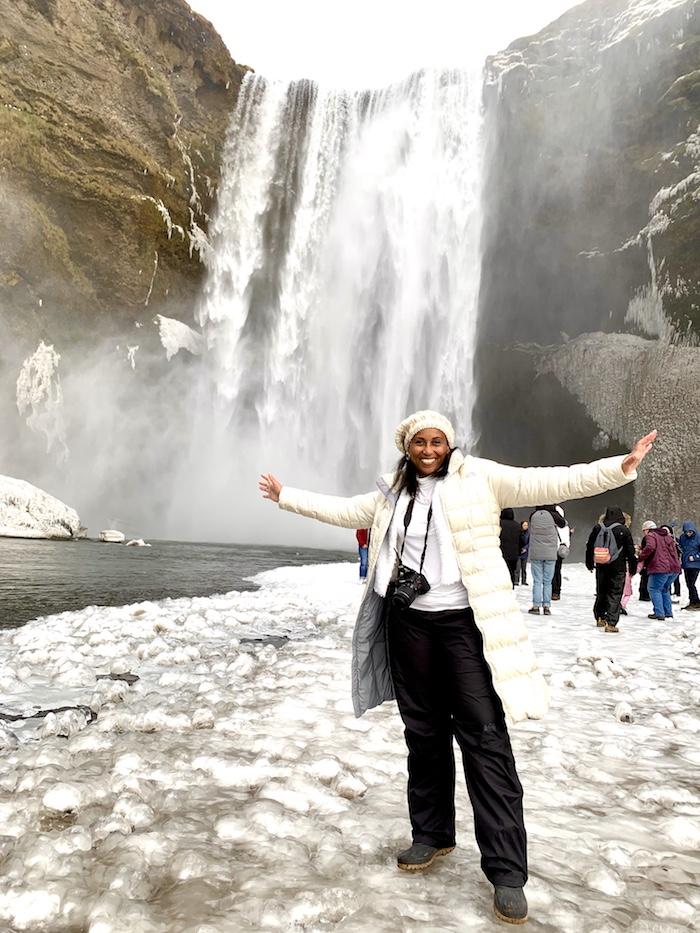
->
[0, 0, 248, 348]
[476, 0, 700, 527]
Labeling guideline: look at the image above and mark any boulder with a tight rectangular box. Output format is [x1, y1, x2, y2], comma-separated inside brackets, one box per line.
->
[99, 529, 125, 543]
[0, 474, 81, 538]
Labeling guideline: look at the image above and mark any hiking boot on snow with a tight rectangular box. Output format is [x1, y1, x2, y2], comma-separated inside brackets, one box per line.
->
[596, 618, 606, 627]
[396, 843, 454, 871]
[605, 623, 619, 633]
[648, 613, 665, 620]
[527, 607, 540, 615]
[493, 885, 528, 924]
[542, 607, 551, 615]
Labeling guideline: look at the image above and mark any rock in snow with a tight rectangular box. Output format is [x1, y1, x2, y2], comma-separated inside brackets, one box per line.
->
[99, 530, 125, 543]
[0, 474, 81, 539]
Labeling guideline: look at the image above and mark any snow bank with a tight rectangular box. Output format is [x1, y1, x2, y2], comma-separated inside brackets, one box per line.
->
[0, 563, 697, 931]
[0, 475, 81, 539]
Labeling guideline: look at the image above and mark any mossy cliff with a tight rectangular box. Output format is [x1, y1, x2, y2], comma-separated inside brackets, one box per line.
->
[0, 0, 249, 348]
[476, 0, 700, 527]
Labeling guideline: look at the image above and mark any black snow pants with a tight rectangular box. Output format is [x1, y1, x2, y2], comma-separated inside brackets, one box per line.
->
[594, 567, 626, 625]
[639, 568, 650, 601]
[552, 556, 563, 597]
[387, 604, 527, 888]
[505, 558, 518, 587]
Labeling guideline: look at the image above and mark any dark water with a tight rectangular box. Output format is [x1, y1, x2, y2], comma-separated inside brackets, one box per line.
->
[0, 538, 354, 629]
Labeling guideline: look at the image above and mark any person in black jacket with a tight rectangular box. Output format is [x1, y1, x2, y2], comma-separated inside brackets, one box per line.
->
[499, 508, 521, 587]
[585, 506, 637, 632]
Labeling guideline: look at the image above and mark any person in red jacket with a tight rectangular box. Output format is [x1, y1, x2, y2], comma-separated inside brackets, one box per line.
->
[638, 525, 682, 620]
[356, 528, 369, 582]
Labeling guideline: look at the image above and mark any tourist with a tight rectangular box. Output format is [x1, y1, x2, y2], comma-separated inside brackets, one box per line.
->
[356, 528, 369, 582]
[527, 505, 566, 616]
[259, 411, 655, 925]
[585, 507, 637, 632]
[637, 520, 655, 601]
[499, 508, 521, 587]
[679, 520, 700, 610]
[638, 524, 681, 620]
[517, 520, 529, 585]
[551, 505, 570, 601]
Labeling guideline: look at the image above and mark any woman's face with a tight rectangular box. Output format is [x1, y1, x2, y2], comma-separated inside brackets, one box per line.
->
[407, 429, 450, 476]
[522, 521, 529, 531]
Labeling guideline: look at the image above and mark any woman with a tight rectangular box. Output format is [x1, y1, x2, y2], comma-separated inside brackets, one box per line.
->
[259, 411, 655, 925]
[639, 524, 682, 620]
[637, 520, 656, 601]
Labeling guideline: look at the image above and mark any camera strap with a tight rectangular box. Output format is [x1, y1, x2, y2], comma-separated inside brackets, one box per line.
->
[398, 494, 433, 575]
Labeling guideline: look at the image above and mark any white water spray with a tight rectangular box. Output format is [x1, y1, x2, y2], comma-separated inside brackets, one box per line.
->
[197, 68, 484, 496]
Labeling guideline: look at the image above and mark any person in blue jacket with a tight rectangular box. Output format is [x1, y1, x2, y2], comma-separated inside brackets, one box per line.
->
[679, 520, 700, 609]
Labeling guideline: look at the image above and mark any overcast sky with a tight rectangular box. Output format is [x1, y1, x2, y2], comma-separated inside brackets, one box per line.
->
[188, 0, 581, 88]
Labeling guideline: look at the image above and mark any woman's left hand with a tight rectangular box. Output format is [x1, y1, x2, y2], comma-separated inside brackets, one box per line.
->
[622, 430, 657, 476]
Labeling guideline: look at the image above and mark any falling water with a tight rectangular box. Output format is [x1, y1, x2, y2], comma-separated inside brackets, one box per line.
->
[197, 68, 484, 496]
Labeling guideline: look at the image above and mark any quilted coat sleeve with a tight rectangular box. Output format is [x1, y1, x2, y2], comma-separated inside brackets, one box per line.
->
[278, 486, 381, 529]
[481, 455, 637, 509]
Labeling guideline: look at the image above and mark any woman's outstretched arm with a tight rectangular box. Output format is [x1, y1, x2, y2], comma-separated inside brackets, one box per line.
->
[259, 473, 381, 529]
[484, 431, 657, 509]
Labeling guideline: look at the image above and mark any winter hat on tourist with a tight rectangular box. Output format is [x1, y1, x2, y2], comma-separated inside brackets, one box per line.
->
[641, 520, 657, 530]
[394, 410, 456, 453]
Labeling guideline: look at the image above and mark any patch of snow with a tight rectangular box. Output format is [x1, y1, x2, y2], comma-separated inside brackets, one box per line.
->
[0, 563, 697, 929]
[0, 475, 81, 539]
[155, 314, 204, 361]
[99, 530, 125, 543]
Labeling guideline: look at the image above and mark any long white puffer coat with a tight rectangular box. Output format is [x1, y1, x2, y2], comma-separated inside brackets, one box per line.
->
[279, 450, 636, 724]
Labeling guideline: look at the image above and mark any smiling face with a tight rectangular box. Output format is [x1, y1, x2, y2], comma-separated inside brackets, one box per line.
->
[407, 428, 450, 477]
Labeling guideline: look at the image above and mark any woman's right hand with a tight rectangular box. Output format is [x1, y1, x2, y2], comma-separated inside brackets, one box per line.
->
[259, 473, 283, 503]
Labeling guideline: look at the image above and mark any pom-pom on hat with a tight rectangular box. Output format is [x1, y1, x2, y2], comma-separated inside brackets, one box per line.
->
[641, 520, 657, 530]
[394, 410, 455, 454]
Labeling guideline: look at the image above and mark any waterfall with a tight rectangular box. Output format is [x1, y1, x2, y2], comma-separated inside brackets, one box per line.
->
[197, 68, 484, 499]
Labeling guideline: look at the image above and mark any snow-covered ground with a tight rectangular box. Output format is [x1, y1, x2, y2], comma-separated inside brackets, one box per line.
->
[0, 563, 698, 932]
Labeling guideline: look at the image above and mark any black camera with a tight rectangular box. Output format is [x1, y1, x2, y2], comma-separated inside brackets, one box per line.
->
[390, 563, 431, 609]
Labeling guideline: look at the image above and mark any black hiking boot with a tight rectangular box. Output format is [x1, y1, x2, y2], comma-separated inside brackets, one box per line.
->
[493, 885, 528, 924]
[396, 843, 454, 871]
[542, 606, 551, 616]
[527, 607, 540, 615]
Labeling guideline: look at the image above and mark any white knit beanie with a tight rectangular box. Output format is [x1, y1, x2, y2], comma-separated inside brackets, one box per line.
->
[394, 409, 456, 453]
[641, 520, 657, 530]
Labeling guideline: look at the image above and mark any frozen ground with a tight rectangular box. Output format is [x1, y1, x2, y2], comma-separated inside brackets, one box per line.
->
[0, 562, 698, 932]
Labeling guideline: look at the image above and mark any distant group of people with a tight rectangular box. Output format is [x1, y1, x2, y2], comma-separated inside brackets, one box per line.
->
[499, 504, 571, 614]
[586, 514, 700, 629]
[499, 503, 700, 634]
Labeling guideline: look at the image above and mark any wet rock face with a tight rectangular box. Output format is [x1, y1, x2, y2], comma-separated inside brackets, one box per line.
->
[0, 0, 248, 348]
[476, 0, 700, 524]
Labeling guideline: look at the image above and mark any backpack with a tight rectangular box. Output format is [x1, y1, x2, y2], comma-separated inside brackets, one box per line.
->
[593, 522, 622, 565]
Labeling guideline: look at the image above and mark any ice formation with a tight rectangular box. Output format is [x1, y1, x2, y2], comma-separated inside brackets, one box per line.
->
[0, 562, 697, 930]
[0, 475, 81, 539]
[15, 342, 69, 461]
[155, 314, 204, 361]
